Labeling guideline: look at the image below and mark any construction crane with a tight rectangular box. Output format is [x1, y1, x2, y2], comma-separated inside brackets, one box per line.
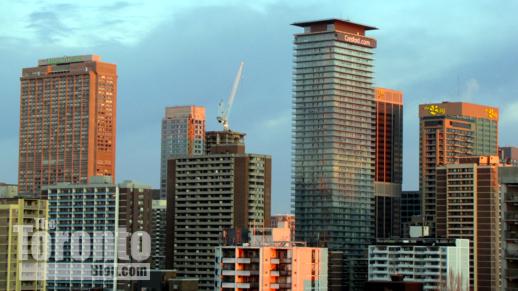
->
[217, 61, 244, 131]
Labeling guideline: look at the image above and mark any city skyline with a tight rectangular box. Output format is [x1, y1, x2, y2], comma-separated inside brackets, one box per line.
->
[2, 1, 518, 213]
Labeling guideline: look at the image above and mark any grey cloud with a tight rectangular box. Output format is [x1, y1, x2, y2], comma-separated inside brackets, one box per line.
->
[26, 10, 73, 41]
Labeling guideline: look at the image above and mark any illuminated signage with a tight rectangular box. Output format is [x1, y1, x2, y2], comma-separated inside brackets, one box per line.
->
[376, 90, 385, 99]
[485, 108, 497, 119]
[424, 105, 446, 116]
[337, 32, 377, 48]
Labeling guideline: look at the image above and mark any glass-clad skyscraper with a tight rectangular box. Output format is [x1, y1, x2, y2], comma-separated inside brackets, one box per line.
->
[292, 19, 377, 289]
[160, 106, 205, 198]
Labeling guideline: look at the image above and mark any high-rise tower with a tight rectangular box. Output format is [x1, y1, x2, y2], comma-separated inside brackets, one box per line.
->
[374, 88, 403, 239]
[292, 19, 377, 289]
[160, 106, 205, 198]
[18, 55, 117, 196]
[165, 132, 271, 290]
[419, 102, 498, 234]
[436, 156, 501, 290]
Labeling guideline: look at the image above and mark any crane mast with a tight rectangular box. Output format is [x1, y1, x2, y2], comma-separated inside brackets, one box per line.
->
[217, 61, 244, 131]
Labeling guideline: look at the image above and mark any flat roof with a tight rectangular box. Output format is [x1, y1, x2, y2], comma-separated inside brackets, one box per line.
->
[423, 101, 496, 107]
[0, 183, 17, 186]
[292, 18, 377, 30]
[373, 238, 461, 246]
[419, 101, 499, 120]
[38, 55, 100, 66]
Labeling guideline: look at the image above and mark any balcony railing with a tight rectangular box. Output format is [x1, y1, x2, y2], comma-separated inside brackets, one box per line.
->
[236, 258, 251, 264]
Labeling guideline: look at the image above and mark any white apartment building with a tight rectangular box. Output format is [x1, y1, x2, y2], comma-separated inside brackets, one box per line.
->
[368, 239, 469, 291]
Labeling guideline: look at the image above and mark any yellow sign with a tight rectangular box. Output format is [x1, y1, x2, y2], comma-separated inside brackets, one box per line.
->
[485, 108, 497, 119]
[425, 105, 446, 116]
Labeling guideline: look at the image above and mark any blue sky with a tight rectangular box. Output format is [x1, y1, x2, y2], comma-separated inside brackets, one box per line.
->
[1, 0, 518, 214]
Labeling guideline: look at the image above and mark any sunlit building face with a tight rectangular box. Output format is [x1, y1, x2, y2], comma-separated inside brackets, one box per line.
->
[18, 55, 117, 196]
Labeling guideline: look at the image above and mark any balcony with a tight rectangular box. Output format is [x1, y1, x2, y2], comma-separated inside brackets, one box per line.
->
[278, 283, 292, 288]
[236, 270, 252, 276]
[222, 270, 235, 276]
[279, 270, 291, 276]
[279, 258, 291, 264]
[236, 258, 251, 264]
[236, 283, 251, 289]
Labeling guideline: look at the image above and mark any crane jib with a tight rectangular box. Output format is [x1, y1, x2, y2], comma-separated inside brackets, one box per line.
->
[217, 61, 245, 131]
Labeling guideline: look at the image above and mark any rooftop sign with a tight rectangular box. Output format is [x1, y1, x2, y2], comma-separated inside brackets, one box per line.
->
[38, 55, 98, 66]
[337, 32, 377, 48]
[424, 105, 446, 116]
[485, 108, 498, 119]
[420, 103, 499, 120]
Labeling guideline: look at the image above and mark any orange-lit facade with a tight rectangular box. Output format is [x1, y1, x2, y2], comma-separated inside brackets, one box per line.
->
[375, 88, 403, 183]
[419, 102, 499, 235]
[215, 242, 328, 291]
[18, 55, 117, 196]
[271, 214, 295, 241]
[374, 88, 403, 239]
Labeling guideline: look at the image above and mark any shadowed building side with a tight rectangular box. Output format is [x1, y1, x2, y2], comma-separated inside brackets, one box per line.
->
[374, 88, 403, 239]
[165, 133, 271, 290]
[501, 166, 518, 291]
[435, 156, 501, 290]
